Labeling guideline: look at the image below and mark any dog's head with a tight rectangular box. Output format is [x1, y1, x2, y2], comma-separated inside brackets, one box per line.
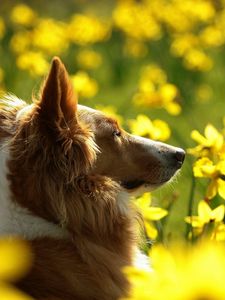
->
[1, 57, 185, 229]
[78, 105, 185, 194]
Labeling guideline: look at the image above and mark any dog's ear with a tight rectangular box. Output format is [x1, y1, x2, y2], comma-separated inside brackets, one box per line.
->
[36, 57, 97, 177]
[39, 57, 77, 127]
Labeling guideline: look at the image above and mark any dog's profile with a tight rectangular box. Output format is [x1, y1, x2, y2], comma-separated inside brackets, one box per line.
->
[0, 57, 185, 300]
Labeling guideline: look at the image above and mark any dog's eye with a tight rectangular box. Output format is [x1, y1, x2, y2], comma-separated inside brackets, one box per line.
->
[113, 130, 121, 137]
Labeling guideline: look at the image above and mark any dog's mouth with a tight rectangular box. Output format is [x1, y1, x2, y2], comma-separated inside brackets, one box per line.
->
[121, 180, 146, 190]
[121, 174, 177, 191]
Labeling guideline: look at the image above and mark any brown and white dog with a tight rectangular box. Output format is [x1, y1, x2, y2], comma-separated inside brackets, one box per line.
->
[0, 57, 185, 300]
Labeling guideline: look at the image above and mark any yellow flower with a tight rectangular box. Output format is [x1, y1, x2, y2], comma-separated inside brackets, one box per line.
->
[140, 64, 167, 86]
[184, 48, 213, 71]
[170, 34, 199, 57]
[134, 65, 181, 115]
[71, 71, 98, 98]
[192, 158, 225, 199]
[0, 238, 32, 281]
[0, 17, 5, 39]
[32, 19, 68, 55]
[159, 84, 181, 115]
[0, 238, 33, 300]
[135, 193, 168, 222]
[16, 51, 49, 76]
[10, 31, 31, 54]
[128, 114, 171, 142]
[190, 0, 215, 22]
[188, 124, 224, 158]
[67, 14, 111, 45]
[185, 200, 225, 228]
[213, 223, 225, 241]
[134, 193, 168, 239]
[0, 284, 32, 300]
[123, 242, 225, 300]
[193, 157, 217, 178]
[76, 49, 102, 69]
[10, 4, 37, 26]
[180, 242, 225, 300]
[200, 26, 225, 47]
[113, 1, 161, 41]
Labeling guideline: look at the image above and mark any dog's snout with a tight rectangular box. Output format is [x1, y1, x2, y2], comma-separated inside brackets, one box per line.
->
[175, 149, 185, 164]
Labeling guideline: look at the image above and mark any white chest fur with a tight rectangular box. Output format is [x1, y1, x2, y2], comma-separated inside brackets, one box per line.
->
[0, 143, 68, 240]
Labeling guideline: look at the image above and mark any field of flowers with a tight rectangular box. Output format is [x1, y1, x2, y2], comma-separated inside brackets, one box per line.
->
[1, 0, 225, 299]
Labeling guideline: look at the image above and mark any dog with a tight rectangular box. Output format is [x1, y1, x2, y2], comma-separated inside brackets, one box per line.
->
[0, 57, 185, 300]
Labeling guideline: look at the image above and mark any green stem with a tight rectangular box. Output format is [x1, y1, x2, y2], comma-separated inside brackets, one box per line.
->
[185, 174, 196, 241]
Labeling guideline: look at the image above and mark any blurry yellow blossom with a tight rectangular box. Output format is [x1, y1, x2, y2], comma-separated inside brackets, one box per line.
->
[170, 34, 199, 57]
[0, 238, 33, 300]
[159, 84, 181, 115]
[190, 0, 215, 22]
[67, 14, 111, 45]
[10, 31, 31, 53]
[10, 4, 37, 26]
[33, 19, 68, 55]
[122, 242, 225, 300]
[134, 65, 181, 115]
[77, 49, 102, 69]
[179, 242, 225, 300]
[160, 0, 222, 70]
[0, 284, 33, 300]
[96, 105, 124, 125]
[71, 71, 98, 98]
[160, 4, 193, 33]
[128, 114, 171, 142]
[193, 158, 225, 199]
[140, 64, 167, 86]
[123, 39, 148, 58]
[0, 238, 32, 281]
[159, 0, 215, 33]
[188, 124, 224, 158]
[0, 17, 5, 39]
[16, 51, 49, 76]
[134, 193, 168, 239]
[113, 1, 161, 41]
[184, 48, 213, 71]
[213, 223, 225, 241]
[200, 26, 225, 47]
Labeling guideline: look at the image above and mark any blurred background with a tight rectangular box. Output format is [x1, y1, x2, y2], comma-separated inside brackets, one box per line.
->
[0, 0, 225, 240]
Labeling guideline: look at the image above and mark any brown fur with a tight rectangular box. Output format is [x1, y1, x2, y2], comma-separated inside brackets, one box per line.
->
[0, 57, 185, 300]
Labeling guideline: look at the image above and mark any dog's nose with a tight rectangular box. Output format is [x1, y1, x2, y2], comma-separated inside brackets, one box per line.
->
[175, 148, 185, 164]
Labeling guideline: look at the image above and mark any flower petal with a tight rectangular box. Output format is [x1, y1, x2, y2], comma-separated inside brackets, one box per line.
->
[144, 207, 168, 221]
[185, 216, 204, 228]
[191, 130, 207, 145]
[211, 205, 225, 222]
[218, 179, 225, 200]
[144, 221, 158, 239]
[206, 180, 218, 199]
[198, 200, 211, 222]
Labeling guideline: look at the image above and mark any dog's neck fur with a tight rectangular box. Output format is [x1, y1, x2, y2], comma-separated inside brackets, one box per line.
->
[0, 142, 69, 239]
